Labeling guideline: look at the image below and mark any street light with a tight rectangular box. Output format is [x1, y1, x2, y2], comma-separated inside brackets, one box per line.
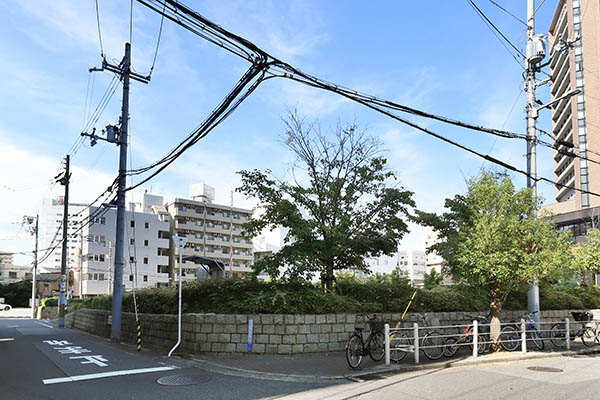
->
[168, 235, 187, 357]
[23, 215, 38, 319]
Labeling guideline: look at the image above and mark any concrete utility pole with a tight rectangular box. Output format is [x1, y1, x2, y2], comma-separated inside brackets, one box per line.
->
[81, 42, 149, 341]
[58, 155, 70, 328]
[111, 42, 132, 343]
[525, 0, 541, 327]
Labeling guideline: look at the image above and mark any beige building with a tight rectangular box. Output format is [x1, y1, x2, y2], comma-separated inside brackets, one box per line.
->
[542, 0, 600, 239]
[165, 184, 254, 280]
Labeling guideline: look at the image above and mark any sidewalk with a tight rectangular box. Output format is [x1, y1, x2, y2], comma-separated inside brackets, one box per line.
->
[177, 345, 600, 383]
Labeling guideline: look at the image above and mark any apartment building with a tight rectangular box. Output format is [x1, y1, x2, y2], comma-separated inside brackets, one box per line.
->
[0, 252, 31, 283]
[75, 197, 170, 297]
[397, 250, 427, 288]
[541, 0, 600, 239]
[38, 197, 88, 273]
[165, 184, 254, 280]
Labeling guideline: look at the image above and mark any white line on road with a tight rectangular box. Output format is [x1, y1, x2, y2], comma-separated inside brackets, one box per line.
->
[0, 338, 15, 342]
[42, 366, 178, 385]
[8, 325, 19, 328]
[34, 321, 54, 329]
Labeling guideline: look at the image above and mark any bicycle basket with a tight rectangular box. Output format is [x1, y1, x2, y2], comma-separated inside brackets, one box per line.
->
[368, 319, 385, 331]
[571, 311, 593, 322]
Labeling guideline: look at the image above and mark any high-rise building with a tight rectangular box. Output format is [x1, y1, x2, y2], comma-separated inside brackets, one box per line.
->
[397, 250, 427, 288]
[38, 197, 88, 273]
[542, 0, 600, 240]
[165, 184, 254, 280]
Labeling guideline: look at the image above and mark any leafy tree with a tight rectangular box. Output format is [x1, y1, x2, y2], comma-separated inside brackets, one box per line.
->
[416, 172, 572, 348]
[237, 112, 415, 290]
[571, 229, 600, 287]
[423, 269, 444, 289]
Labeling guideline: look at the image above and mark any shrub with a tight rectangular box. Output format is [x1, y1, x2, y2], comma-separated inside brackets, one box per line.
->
[0, 280, 32, 307]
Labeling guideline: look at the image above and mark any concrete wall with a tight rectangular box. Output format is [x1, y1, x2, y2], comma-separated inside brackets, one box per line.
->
[64, 309, 583, 355]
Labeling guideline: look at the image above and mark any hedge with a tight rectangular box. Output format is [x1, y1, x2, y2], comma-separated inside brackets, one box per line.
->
[64, 278, 600, 315]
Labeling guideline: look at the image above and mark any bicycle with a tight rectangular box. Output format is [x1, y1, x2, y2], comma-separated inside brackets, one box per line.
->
[550, 311, 597, 348]
[345, 314, 386, 368]
[413, 312, 445, 360]
[444, 312, 490, 357]
[500, 310, 544, 351]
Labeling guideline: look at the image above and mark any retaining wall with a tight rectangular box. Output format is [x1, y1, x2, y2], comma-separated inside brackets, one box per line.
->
[64, 309, 583, 355]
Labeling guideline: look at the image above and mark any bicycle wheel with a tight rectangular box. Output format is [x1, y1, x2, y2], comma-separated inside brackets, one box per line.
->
[444, 337, 459, 357]
[390, 332, 409, 362]
[581, 326, 596, 347]
[550, 323, 566, 348]
[422, 331, 445, 360]
[500, 325, 520, 352]
[529, 329, 544, 350]
[368, 331, 385, 361]
[345, 334, 363, 369]
[469, 334, 488, 354]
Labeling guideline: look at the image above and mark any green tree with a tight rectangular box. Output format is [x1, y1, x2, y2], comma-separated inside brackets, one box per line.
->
[237, 112, 415, 290]
[423, 269, 444, 289]
[416, 172, 572, 348]
[571, 229, 600, 287]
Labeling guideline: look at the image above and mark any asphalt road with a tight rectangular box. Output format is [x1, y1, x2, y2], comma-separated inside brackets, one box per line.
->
[0, 318, 329, 400]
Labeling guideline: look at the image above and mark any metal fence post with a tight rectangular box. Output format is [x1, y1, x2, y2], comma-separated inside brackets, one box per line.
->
[385, 323, 390, 366]
[521, 318, 526, 353]
[472, 320, 478, 358]
[413, 322, 419, 364]
[565, 318, 570, 350]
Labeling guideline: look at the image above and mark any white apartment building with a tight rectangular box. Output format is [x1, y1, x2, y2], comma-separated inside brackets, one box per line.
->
[76, 196, 170, 297]
[0, 252, 32, 283]
[165, 184, 254, 280]
[39, 197, 88, 273]
[397, 250, 427, 288]
[423, 231, 444, 275]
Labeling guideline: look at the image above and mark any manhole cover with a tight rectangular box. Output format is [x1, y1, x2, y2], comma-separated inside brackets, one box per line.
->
[527, 366, 563, 373]
[157, 374, 211, 386]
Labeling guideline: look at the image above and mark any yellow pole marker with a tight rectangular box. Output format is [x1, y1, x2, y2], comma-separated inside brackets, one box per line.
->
[396, 290, 417, 329]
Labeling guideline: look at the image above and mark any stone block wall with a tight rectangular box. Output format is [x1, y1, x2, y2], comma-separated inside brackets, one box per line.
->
[64, 309, 585, 355]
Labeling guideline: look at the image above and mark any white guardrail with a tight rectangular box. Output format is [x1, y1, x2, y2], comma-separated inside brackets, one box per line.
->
[383, 315, 600, 365]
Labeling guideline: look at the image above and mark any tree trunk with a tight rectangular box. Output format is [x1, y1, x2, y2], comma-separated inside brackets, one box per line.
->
[489, 288, 504, 352]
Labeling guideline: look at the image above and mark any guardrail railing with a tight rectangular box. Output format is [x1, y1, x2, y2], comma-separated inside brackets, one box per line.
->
[383, 316, 600, 366]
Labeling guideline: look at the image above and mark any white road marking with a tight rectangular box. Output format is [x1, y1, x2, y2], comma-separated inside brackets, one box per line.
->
[0, 338, 15, 342]
[43, 366, 178, 385]
[8, 325, 18, 328]
[35, 321, 54, 329]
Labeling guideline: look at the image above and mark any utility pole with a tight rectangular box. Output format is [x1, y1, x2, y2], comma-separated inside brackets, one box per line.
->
[58, 155, 70, 328]
[229, 191, 233, 277]
[25, 215, 38, 319]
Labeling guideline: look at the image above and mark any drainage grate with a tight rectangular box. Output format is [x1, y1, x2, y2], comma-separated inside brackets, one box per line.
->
[157, 374, 211, 386]
[527, 366, 563, 373]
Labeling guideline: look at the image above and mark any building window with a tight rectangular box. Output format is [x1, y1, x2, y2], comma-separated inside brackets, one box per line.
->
[143, 257, 148, 265]
[93, 273, 98, 280]
[99, 254, 105, 262]
[129, 275, 133, 281]
[130, 238, 135, 245]
[100, 217, 105, 224]
[99, 273, 104, 281]
[130, 220, 135, 228]
[9, 272, 17, 279]
[129, 256, 134, 263]
[143, 275, 148, 282]
[144, 240, 149, 247]
[145, 222, 149, 229]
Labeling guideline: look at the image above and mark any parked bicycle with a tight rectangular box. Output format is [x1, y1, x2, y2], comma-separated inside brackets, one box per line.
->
[444, 312, 490, 357]
[345, 314, 386, 368]
[500, 310, 544, 351]
[550, 311, 597, 348]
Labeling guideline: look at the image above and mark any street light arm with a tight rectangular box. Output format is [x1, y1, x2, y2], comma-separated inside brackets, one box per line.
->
[533, 89, 581, 118]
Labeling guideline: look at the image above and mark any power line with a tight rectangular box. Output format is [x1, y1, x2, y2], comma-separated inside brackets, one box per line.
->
[148, 0, 166, 77]
[487, 0, 527, 25]
[95, 0, 105, 58]
[468, 0, 525, 67]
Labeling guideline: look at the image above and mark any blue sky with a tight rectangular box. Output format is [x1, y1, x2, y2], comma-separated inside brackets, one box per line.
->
[0, 0, 559, 265]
